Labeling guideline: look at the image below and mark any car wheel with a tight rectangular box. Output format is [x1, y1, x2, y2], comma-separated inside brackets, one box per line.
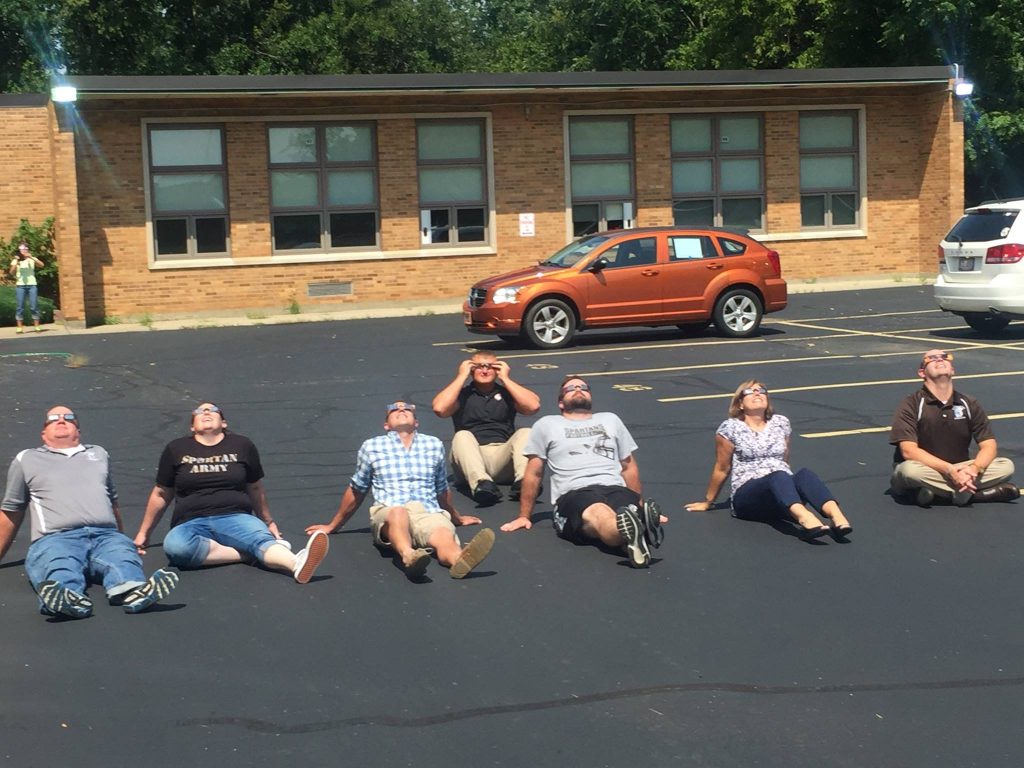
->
[712, 288, 763, 337]
[962, 312, 1010, 334]
[524, 299, 576, 349]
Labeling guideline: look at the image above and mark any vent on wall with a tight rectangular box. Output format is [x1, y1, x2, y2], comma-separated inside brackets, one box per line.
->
[307, 281, 353, 297]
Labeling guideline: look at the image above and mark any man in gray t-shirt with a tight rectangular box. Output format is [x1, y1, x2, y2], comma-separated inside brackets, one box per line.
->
[500, 376, 666, 568]
[0, 405, 178, 620]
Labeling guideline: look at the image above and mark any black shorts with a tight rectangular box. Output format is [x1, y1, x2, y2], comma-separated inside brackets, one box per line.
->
[553, 484, 641, 544]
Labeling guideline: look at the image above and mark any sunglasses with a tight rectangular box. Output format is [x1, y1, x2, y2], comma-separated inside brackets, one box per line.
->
[45, 412, 77, 424]
[192, 405, 222, 416]
[741, 386, 768, 396]
[386, 402, 416, 413]
[562, 383, 590, 394]
[472, 363, 499, 371]
[922, 353, 953, 364]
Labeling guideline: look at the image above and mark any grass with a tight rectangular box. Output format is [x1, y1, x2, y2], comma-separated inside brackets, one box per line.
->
[0, 285, 55, 326]
[138, 312, 153, 328]
[246, 311, 267, 320]
[287, 299, 301, 315]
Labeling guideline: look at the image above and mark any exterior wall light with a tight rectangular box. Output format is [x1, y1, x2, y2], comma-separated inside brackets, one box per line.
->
[50, 86, 78, 103]
[954, 81, 974, 97]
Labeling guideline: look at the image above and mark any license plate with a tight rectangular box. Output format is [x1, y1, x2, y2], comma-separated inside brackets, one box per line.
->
[463, 311, 472, 325]
[959, 257, 975, 271]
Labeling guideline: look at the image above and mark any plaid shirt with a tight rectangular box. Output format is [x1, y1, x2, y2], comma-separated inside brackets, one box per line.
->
[350, 431, 448, 511]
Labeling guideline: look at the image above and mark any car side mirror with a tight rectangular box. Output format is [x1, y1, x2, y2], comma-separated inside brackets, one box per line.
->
[588, 257, 609, 272]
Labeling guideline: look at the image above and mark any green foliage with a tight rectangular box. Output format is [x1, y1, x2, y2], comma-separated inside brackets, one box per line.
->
[0, 285, 55, 326]
[0, 218, 59, 304]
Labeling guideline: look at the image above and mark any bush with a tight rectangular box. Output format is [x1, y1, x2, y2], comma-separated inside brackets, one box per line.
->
[0, 285, 55, 325]
[0, 218, 59, 305]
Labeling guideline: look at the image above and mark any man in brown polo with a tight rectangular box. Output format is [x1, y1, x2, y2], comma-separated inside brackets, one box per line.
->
[890, 349, 1017, 507]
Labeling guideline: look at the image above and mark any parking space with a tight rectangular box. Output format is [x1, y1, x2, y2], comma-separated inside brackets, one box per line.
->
[2, 285, 1024, 768]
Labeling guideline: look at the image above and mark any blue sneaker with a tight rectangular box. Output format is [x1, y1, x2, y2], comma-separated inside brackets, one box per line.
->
[37, 580, 93, 619]
[121, 569, 179, 613]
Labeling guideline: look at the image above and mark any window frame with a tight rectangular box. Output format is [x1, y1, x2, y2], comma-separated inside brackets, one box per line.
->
[670, 114, 765, 232]
[798, 110, 860, 231]
[416, 118, 490, 246]
[147, 124, 230, 260]
[569, 116, 636, 236]
[268, 122, 380, 253]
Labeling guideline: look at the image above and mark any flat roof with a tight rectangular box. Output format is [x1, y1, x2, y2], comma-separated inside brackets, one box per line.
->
[58, 67, 955, 98]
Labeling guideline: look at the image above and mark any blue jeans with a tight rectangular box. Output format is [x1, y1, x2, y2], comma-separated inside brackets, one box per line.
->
[14, 284, 39, 321]
[164, 512, 278, 568]
[732, 468, 836, 521]
[25, 527, 146, 601]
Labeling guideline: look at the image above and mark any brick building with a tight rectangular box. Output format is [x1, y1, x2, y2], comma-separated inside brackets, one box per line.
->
[0, 67, 962, 326]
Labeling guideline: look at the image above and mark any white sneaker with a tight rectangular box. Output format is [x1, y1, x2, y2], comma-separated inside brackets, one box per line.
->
[292, 531, 329, 583]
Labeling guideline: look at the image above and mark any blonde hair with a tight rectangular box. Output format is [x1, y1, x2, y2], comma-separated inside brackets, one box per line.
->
[727, 379, 774, 420]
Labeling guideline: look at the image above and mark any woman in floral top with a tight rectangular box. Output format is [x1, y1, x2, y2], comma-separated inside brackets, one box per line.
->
[686, 379, 853, 541]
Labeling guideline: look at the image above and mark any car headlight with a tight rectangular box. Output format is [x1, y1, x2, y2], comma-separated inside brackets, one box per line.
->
[492, 287, 523, 304]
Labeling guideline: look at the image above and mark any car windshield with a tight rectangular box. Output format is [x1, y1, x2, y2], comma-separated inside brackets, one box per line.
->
[946, 209, 1019, 243]
[540, 235, 610, 267]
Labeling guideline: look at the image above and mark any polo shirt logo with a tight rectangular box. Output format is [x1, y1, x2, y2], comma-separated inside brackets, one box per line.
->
[952, 405, 967, 420]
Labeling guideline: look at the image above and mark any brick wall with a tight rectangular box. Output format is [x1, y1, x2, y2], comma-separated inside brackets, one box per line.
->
[0, 101, 55, 239]
[31, 83, 961, 323]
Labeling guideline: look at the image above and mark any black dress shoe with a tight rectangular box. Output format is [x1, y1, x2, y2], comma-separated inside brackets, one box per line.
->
[971, 483, 1020, 503]
[509, 479, 522, 500]
[472, 480, 502, 506]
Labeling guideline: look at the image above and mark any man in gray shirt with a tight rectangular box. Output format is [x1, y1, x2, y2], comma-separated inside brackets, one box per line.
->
[0, 405, 178, 619]
[500, 376, 666, 567]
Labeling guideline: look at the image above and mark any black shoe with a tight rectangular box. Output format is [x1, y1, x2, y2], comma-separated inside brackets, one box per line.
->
[972, 482, 1020, 503]
[639, 498, 664, 549]
[915, 487, 936, 508]
[472, 480, 502, 506]
[509, 479, 522, 500]
[616, 505, 650, 568]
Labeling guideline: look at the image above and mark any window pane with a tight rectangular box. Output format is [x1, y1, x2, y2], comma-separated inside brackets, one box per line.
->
[429, 209, 450, 243]
[330, 212, 377, 247]
[195, 217, 227, 253]
[720, 117, 759, 151]
[720, 158, 761, 192]
[153, 173, 225, 212]
[669, 236, 712, 260]
[456, 208, 486, 242]
[269, 127, 317, 164]
[571, 162, 631, 197]
[151, 128, 222, 166]
[670, 118, 712, 153]
[604, 237, 656, 267]
[326, 125, 373, 163]
[570, 119, 630, 156]
[800, 114, 855, 149]
[420, 167, 483, 204]
[327, 169, 375, 207]
[801, 195, 826, 227]
[155, 219, 188, 255]
[800, 155, 855, 188]
[719, 237, 748, 255]
[833, 193, 858, 225]
[672, 159, 713, 195]
[418, 123, 482, 161]
[573, 204, 600, 237]
[672, 199, 715, 227]
[274, 214, 322, 250]
[271, 170, 319, 207]
[722, 197, 763, 229]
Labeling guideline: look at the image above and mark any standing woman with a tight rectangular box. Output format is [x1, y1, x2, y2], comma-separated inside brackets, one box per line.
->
[9, 242, 43, 333]
[685, 379, 853, 541]
[134, 402, 329, 583]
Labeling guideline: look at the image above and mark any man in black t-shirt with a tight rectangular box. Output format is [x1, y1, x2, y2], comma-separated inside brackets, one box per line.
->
[432, 352, 541, 506]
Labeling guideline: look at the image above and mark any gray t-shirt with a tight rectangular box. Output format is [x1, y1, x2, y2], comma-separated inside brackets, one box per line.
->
[524, 412, 638, 504]
[1, 444, 118, 541]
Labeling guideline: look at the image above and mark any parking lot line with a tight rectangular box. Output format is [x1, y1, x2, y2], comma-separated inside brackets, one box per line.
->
[770, 318, 995, 348]
[657, 369, 1024, 403]
[801, 411, 1024, 439]
[792, 309, 940, 322]
[577, 354, 854, 377]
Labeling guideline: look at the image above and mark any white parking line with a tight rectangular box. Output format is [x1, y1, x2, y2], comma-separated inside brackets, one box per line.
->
[801, 412, 1024, 439]
[577, 354, 854, 377]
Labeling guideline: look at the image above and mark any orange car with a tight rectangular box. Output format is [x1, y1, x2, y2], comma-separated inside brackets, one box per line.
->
[464, 227, 787, 348]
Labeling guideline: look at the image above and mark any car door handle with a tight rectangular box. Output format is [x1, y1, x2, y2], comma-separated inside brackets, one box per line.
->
[705, 263, 724, 270]
[641, 269, 659, 276]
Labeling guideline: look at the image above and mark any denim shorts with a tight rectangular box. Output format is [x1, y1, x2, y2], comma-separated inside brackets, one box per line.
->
[163, 512, 278, 568]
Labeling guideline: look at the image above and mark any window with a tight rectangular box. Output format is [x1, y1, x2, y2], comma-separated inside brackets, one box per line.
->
[149, 126, 229, 258]
[417, 120, 488, 245]
[269, 123, 378, 252]
[671, 115, 764, 231]
[668, 235, 717, 261]
[601, 237, 657, 268]
[799, 112, 859, 229]
[569, 117, 635, 236]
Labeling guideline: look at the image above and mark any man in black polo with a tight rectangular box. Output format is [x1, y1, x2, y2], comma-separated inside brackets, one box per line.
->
[890, 349, 1017, 507]
[432, 351, 541, 505]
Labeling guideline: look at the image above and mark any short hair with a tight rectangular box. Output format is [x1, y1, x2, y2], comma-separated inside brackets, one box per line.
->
[470, 350, 497, 362]
[727, 379, 774, 420]
[557, 374, 586, 402]
[43, 405, 78, 429]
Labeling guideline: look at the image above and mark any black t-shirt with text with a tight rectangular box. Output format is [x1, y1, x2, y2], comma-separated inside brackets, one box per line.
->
[156, 433, 265, 527]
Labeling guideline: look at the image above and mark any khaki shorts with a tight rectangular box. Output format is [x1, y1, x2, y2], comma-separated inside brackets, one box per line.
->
[369, 501, 458, 549]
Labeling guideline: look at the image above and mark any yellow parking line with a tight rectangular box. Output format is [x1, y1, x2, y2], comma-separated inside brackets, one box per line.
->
[578, 354, 854, 377]
[658, 369, 1024, 403]
[801, 411, 1024, 439]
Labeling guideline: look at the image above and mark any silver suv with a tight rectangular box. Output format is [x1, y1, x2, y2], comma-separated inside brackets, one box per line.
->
[936, 199, 1024, 333]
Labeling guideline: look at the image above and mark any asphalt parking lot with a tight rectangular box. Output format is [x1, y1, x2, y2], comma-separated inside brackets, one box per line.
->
[2, 284, 1023, 768]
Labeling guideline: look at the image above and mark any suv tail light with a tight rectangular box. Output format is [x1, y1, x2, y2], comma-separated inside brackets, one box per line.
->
[766, 249, 781, 277]
[937, 245, 946, 265]
[985, 243, 1024, 263]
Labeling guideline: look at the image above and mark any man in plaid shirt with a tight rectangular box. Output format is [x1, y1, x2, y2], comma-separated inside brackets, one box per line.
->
[307, 401, 494, 580]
